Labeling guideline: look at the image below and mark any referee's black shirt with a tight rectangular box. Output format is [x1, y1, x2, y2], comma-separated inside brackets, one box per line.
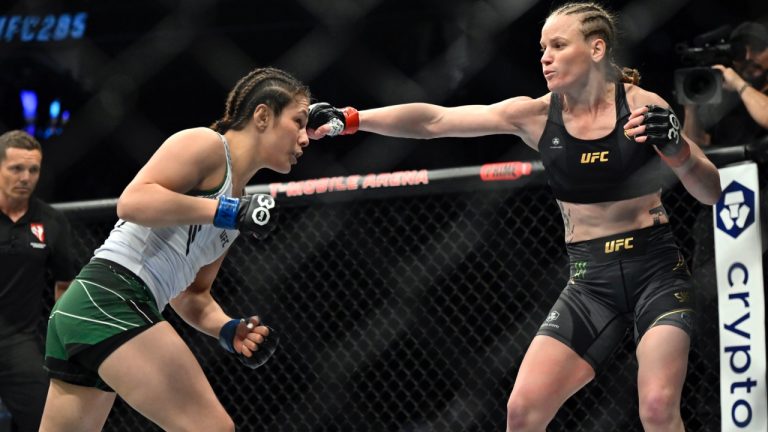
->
[0, 197, 75, 339]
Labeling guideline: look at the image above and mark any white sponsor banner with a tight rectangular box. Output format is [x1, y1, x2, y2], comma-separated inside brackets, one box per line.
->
[715, 162, 766, 431]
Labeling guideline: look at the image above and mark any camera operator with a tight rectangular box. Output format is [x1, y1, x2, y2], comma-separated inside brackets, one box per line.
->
[682, 21, 768, 147]
[681, 22, 768, 300]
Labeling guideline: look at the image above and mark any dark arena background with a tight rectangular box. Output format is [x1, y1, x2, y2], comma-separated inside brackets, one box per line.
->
[2, 0, 767, 431]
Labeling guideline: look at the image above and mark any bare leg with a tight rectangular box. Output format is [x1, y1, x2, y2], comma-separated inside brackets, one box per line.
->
[506, 335, 595, 431]
[98, 322, 235, 432]
[636, 325, 689, 432]
[38, 379, 116, 432]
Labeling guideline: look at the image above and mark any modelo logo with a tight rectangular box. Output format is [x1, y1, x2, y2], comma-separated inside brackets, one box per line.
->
[716, 181, 755, 239]
[580, 151, 609, 164]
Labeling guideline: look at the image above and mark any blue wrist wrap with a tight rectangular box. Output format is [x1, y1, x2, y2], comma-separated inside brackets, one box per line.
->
[214, 196, 240, 229]
[218, 318, 241, 353]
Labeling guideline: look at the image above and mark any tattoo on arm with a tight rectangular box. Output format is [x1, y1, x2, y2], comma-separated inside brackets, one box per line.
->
[649, 205, 668, 226]
[557, 201, 575, 241]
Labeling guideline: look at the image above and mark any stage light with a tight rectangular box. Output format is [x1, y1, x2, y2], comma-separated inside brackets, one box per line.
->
[20, 89, 38, 121]
[49, 99, 60, 119]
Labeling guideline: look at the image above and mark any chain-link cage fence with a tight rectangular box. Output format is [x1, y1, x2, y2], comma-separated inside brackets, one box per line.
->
[40, 155, 768, 432]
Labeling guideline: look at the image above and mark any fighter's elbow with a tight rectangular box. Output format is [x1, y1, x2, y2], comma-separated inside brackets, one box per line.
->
[699, 182, 722, 206]
[699, 193, 720, 206]
[116, 191, 143, 223]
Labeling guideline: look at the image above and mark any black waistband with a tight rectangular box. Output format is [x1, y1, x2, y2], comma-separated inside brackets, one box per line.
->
[566, 224, 676, 262]
[90, 257, 147, 287]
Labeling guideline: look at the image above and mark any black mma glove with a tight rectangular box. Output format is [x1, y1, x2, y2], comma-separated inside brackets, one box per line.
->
[307, 102, 359, 136]
[642, 105, 690, 167]
[218, 318, 280, 369]
[213, 194, 278, 239]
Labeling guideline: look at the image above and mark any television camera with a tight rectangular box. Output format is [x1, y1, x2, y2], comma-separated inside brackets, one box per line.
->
[674, 25, 737, 105]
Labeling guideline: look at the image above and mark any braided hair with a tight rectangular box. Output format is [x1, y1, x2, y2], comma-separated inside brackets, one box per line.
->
[549, 2, 641, 84]
[211, 67, 311, 133]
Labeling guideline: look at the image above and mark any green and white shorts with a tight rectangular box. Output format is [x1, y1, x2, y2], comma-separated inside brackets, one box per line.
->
[44, 258, 164, 390]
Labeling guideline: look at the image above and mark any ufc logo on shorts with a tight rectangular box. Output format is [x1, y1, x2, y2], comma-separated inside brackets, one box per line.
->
[250, 194, 275, 226]
[604, 237, 634, 254]
[580, 151, 609, 164]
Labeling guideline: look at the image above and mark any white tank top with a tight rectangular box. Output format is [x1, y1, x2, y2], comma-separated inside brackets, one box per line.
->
[94, 133, 240, 310]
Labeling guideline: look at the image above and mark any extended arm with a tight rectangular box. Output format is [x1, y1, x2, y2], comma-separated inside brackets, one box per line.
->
[358, 100, 529, 139]
[307, 97, 545, 147]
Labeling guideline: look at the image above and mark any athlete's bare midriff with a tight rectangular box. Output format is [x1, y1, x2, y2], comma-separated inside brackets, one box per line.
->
[556, 191, 669, 243]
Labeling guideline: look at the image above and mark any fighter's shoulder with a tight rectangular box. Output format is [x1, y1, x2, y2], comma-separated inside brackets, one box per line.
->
[148, 128, 225, 175]
[163, 127, 222, 151]
[489, 94, 549, 145]
[623, 84, 670, 110]
[494, 94, 550, 119]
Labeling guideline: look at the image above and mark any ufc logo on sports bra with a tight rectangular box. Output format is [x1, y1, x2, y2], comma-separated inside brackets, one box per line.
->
[604, 237, 634, 253]
[580, 151, 609, 164]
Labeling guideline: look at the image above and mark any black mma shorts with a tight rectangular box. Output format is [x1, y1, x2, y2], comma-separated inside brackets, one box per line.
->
[536, 224, 695, 372]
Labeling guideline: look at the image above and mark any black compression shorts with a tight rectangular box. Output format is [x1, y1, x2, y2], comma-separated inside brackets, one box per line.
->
[537, 224, 695, 372]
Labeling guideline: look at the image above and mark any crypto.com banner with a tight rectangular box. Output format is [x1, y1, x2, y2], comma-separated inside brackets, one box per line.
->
[714, 162, 766, 431]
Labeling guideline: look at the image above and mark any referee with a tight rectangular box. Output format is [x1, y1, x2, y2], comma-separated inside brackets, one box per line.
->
[0, 130, 74, 432]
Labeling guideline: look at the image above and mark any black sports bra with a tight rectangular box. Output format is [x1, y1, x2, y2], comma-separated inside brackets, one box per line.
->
[538, 82, 662, 203]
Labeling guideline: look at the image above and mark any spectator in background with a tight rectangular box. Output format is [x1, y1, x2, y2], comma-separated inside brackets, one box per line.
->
[683, 21, 768, 147]
[0, 130, 74, 432]
[682, 21, 768, 296]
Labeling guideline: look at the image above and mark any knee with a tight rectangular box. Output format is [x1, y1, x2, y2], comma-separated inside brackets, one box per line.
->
[639, 387, 680, 427]
[506, 394, 538, 431]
